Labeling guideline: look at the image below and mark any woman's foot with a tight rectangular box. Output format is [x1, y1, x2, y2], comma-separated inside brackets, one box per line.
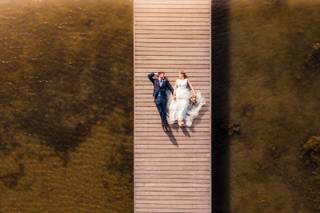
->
[178, 120, 185, 128]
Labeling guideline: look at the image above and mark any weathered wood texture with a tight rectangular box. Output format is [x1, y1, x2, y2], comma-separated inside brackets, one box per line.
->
[134, 0, 211, 212]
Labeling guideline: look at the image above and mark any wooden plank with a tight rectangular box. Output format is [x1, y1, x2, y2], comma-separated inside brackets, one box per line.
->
[135, 55, 210, 59]
[135, 4, 209, 9]
[135, 52, 210, 57]
[135, 13, 210, 18]
[135, 17, 210, 22]
[134, 174, 211, 179]
[136, 35, 210, 40]
[136, 1, 209, 5]
[135, 37, 210, 42]
[135, 49, 210, 53]
[135, 64, 210, 68]
[135, 153, 210, 158]
[136, 200, 210, 205]
[135, 42, 209, 47]
[135, 161, 211, 165]
[135, 209, 210, 213]
[135, 8, 210, 13]
[135, 30, 210, 35]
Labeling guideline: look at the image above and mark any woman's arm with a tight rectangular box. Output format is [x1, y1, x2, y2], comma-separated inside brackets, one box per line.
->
[187, 79, 196, 96]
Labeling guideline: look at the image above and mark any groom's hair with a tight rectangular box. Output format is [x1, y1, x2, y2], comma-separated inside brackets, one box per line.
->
[158, 71, 165, 74]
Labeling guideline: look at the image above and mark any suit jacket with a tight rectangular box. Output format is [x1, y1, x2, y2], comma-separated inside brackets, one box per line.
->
[148, 72, 174, 99]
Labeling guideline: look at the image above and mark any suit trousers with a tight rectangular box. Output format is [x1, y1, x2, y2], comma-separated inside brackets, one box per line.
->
[155, 96, 168, 123]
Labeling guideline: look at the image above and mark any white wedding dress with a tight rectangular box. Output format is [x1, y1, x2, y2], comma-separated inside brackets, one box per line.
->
[167, 78, 206, 127]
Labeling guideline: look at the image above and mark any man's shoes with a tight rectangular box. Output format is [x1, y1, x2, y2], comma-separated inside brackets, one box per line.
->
[164, 124, 170, 131]
[162, 121, 170, 131]
[161, 121, 166, 130]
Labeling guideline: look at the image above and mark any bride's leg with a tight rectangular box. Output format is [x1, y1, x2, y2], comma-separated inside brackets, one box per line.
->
[177, 115, 185, 127]
[177, 103, 184, 127]
[168, 100, 177, 125]
[179, 99, 190, 127]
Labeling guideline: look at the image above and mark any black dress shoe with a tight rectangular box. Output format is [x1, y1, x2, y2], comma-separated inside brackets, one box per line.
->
[161, 122, 166, 130]
[163, 122, 170, 131]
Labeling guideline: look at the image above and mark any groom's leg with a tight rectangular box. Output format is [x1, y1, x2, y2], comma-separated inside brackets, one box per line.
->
[159, 98, 168, 124]
[155, 98, 165, 123]
[162, 100, 168, 124]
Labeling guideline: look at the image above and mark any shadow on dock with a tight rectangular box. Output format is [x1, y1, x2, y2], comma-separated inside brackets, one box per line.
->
[164, 125, 178, 146]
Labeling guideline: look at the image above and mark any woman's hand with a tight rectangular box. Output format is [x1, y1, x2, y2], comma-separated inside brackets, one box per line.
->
[173, 95, 176, 100]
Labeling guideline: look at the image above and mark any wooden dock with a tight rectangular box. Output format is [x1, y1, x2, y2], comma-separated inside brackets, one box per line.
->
[134, 0, 212, 212]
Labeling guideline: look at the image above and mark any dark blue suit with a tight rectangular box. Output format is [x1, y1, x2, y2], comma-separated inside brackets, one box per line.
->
[148, 72, 174, 124]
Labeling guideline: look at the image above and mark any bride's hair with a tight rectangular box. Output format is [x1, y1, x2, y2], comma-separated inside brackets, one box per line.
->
[180, 71, 188, 79]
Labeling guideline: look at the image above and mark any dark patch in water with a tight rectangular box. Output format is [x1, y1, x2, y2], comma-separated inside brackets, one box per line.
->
[241, 103, 255, 118]
[0, 163, 25, 189]
[0, 1, 133, 165]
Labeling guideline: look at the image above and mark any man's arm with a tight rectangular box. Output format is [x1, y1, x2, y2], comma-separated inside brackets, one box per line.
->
[167, 80, 174, 94]
[148, 72, 156, 84]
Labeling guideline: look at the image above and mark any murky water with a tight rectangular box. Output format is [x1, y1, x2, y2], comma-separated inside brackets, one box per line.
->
[0, 0, 133, 212]
[217, 0, 320, 212]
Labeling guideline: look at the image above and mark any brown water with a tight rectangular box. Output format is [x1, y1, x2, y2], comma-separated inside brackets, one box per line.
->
[226, 0, 320, 212]
[0, 0, 133, 212]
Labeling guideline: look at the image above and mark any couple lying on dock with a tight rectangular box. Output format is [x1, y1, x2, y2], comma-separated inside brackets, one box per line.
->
[148, 71, 205, 131]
